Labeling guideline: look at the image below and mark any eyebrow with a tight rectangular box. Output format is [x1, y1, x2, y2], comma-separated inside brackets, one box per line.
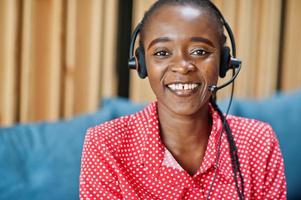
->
[147, 36, 215, 50]
[147, 37, 171, 50]
[190, 37, 215, 47]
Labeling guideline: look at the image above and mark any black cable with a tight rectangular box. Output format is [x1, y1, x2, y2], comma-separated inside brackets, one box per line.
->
[206, 116, 224, 200]
[225, 68, 235, 116]
[210, 99, 245, 200]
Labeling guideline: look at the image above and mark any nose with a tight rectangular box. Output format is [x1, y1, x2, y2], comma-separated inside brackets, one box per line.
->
[170, 53, 196, 74]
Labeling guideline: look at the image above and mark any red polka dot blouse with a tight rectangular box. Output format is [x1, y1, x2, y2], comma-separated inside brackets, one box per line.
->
[80, 102, 286, 199]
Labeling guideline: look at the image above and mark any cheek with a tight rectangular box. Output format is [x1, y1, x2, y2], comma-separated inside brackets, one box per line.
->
[145, 59, 164, 93]
[210, 53, 220, 82]
[200, 57, 219, 84]
[145, 55, 167, 80]
[209, 66, 219, 82]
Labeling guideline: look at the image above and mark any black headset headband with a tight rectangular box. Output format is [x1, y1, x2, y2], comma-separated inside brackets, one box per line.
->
[128, 0, 242, 92]
[129, 1, 239, 63]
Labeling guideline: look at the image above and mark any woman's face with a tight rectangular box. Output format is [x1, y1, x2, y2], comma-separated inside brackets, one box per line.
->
[143, 4, 221, 116]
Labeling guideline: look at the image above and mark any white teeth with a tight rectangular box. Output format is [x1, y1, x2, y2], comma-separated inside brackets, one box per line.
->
[167, 83, 199, 91]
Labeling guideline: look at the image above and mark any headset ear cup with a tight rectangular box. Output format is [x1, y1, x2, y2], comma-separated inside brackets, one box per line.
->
[220, 46, 231, 78]
[135, 47, 148, 79]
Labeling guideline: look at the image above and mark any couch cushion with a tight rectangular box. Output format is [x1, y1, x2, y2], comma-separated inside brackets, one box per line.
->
[0, 104, 115, 200]
[102, 97, 146, 118]
[0, 98, 146, 200]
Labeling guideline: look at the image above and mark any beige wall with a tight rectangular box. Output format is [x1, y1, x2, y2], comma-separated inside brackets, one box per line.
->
[0, 0, 118, 126]
[0, 0, 301, 126]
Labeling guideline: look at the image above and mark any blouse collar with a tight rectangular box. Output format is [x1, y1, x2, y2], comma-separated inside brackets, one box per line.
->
[133, 101, 234, 181]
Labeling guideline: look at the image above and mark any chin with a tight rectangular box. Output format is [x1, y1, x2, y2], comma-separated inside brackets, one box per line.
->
[172, 107, 201, 116]
[158, 98, 209, 117]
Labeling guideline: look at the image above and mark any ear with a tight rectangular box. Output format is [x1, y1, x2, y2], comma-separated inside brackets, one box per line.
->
[219, 46, 231, 78]
[135, 46, 148, 79]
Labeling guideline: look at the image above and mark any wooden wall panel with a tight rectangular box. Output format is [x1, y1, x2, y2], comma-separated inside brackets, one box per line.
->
[19, 0, 33, 123]
[281, 0, 301, 91]
[0, 0, 118, 126]
[19, 0, 63, 122]
[63, 0, 118, 117]
[233, 0, 281, 99]
[72, 0, 101, 114]
[255, 0, 281, 97]
[100, 0, 118, 98]
[0, 0, 300, 126]
[0, 0, 19, 126]
[213, 0, 281, 99]
[63, 0, 77, 118]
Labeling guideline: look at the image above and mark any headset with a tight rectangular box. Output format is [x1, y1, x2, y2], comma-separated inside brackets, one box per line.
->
[128, 1, 244, 199]
[128, 3, 241, 93]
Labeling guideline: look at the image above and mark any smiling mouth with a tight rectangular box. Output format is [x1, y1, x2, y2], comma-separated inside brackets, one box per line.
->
[166, 83, 201, 96]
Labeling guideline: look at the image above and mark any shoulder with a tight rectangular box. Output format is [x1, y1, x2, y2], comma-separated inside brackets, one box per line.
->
[226, 115, 278, 151]
[86, 115, 130, 146]
[227, 115, 276, 138]
[84, 102, 156, 152]
[226, 115, 283, 176]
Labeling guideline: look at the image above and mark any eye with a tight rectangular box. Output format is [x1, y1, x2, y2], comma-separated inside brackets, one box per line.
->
[153, 50, 170, 57]
[191, 49, 209, 56]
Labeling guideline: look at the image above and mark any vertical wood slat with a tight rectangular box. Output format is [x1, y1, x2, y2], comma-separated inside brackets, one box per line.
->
[130, 0, 156, 102]
[47, 0, 63, 120]
[255, 0, 281, 97]
[20, 0, 63, 122]
[0, 0, 19, 126]
[72, 0, 104, 114]
[87, 0, 104, 109]
[281, 0, 301, 91]
[100, 0, 118, 98]
[234, 0, 259, 98]
[19, 0, 33, 122]
[63, 0, 77, 118]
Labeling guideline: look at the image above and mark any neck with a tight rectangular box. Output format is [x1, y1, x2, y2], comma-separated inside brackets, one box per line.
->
[157, 102, 212, 150]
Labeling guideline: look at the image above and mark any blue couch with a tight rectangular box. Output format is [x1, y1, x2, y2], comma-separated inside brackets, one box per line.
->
[0, 90, 300, 199]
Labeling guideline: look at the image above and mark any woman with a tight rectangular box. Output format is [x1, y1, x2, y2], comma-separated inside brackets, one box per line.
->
[80, 0, 286, 199]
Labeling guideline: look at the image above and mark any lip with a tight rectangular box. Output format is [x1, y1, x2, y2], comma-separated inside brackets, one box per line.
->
[165, 82, 201, 97]
[165, 81, 200, 85]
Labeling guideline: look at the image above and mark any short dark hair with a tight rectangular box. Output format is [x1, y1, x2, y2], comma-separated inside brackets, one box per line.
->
[139, 0, 227, 49]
